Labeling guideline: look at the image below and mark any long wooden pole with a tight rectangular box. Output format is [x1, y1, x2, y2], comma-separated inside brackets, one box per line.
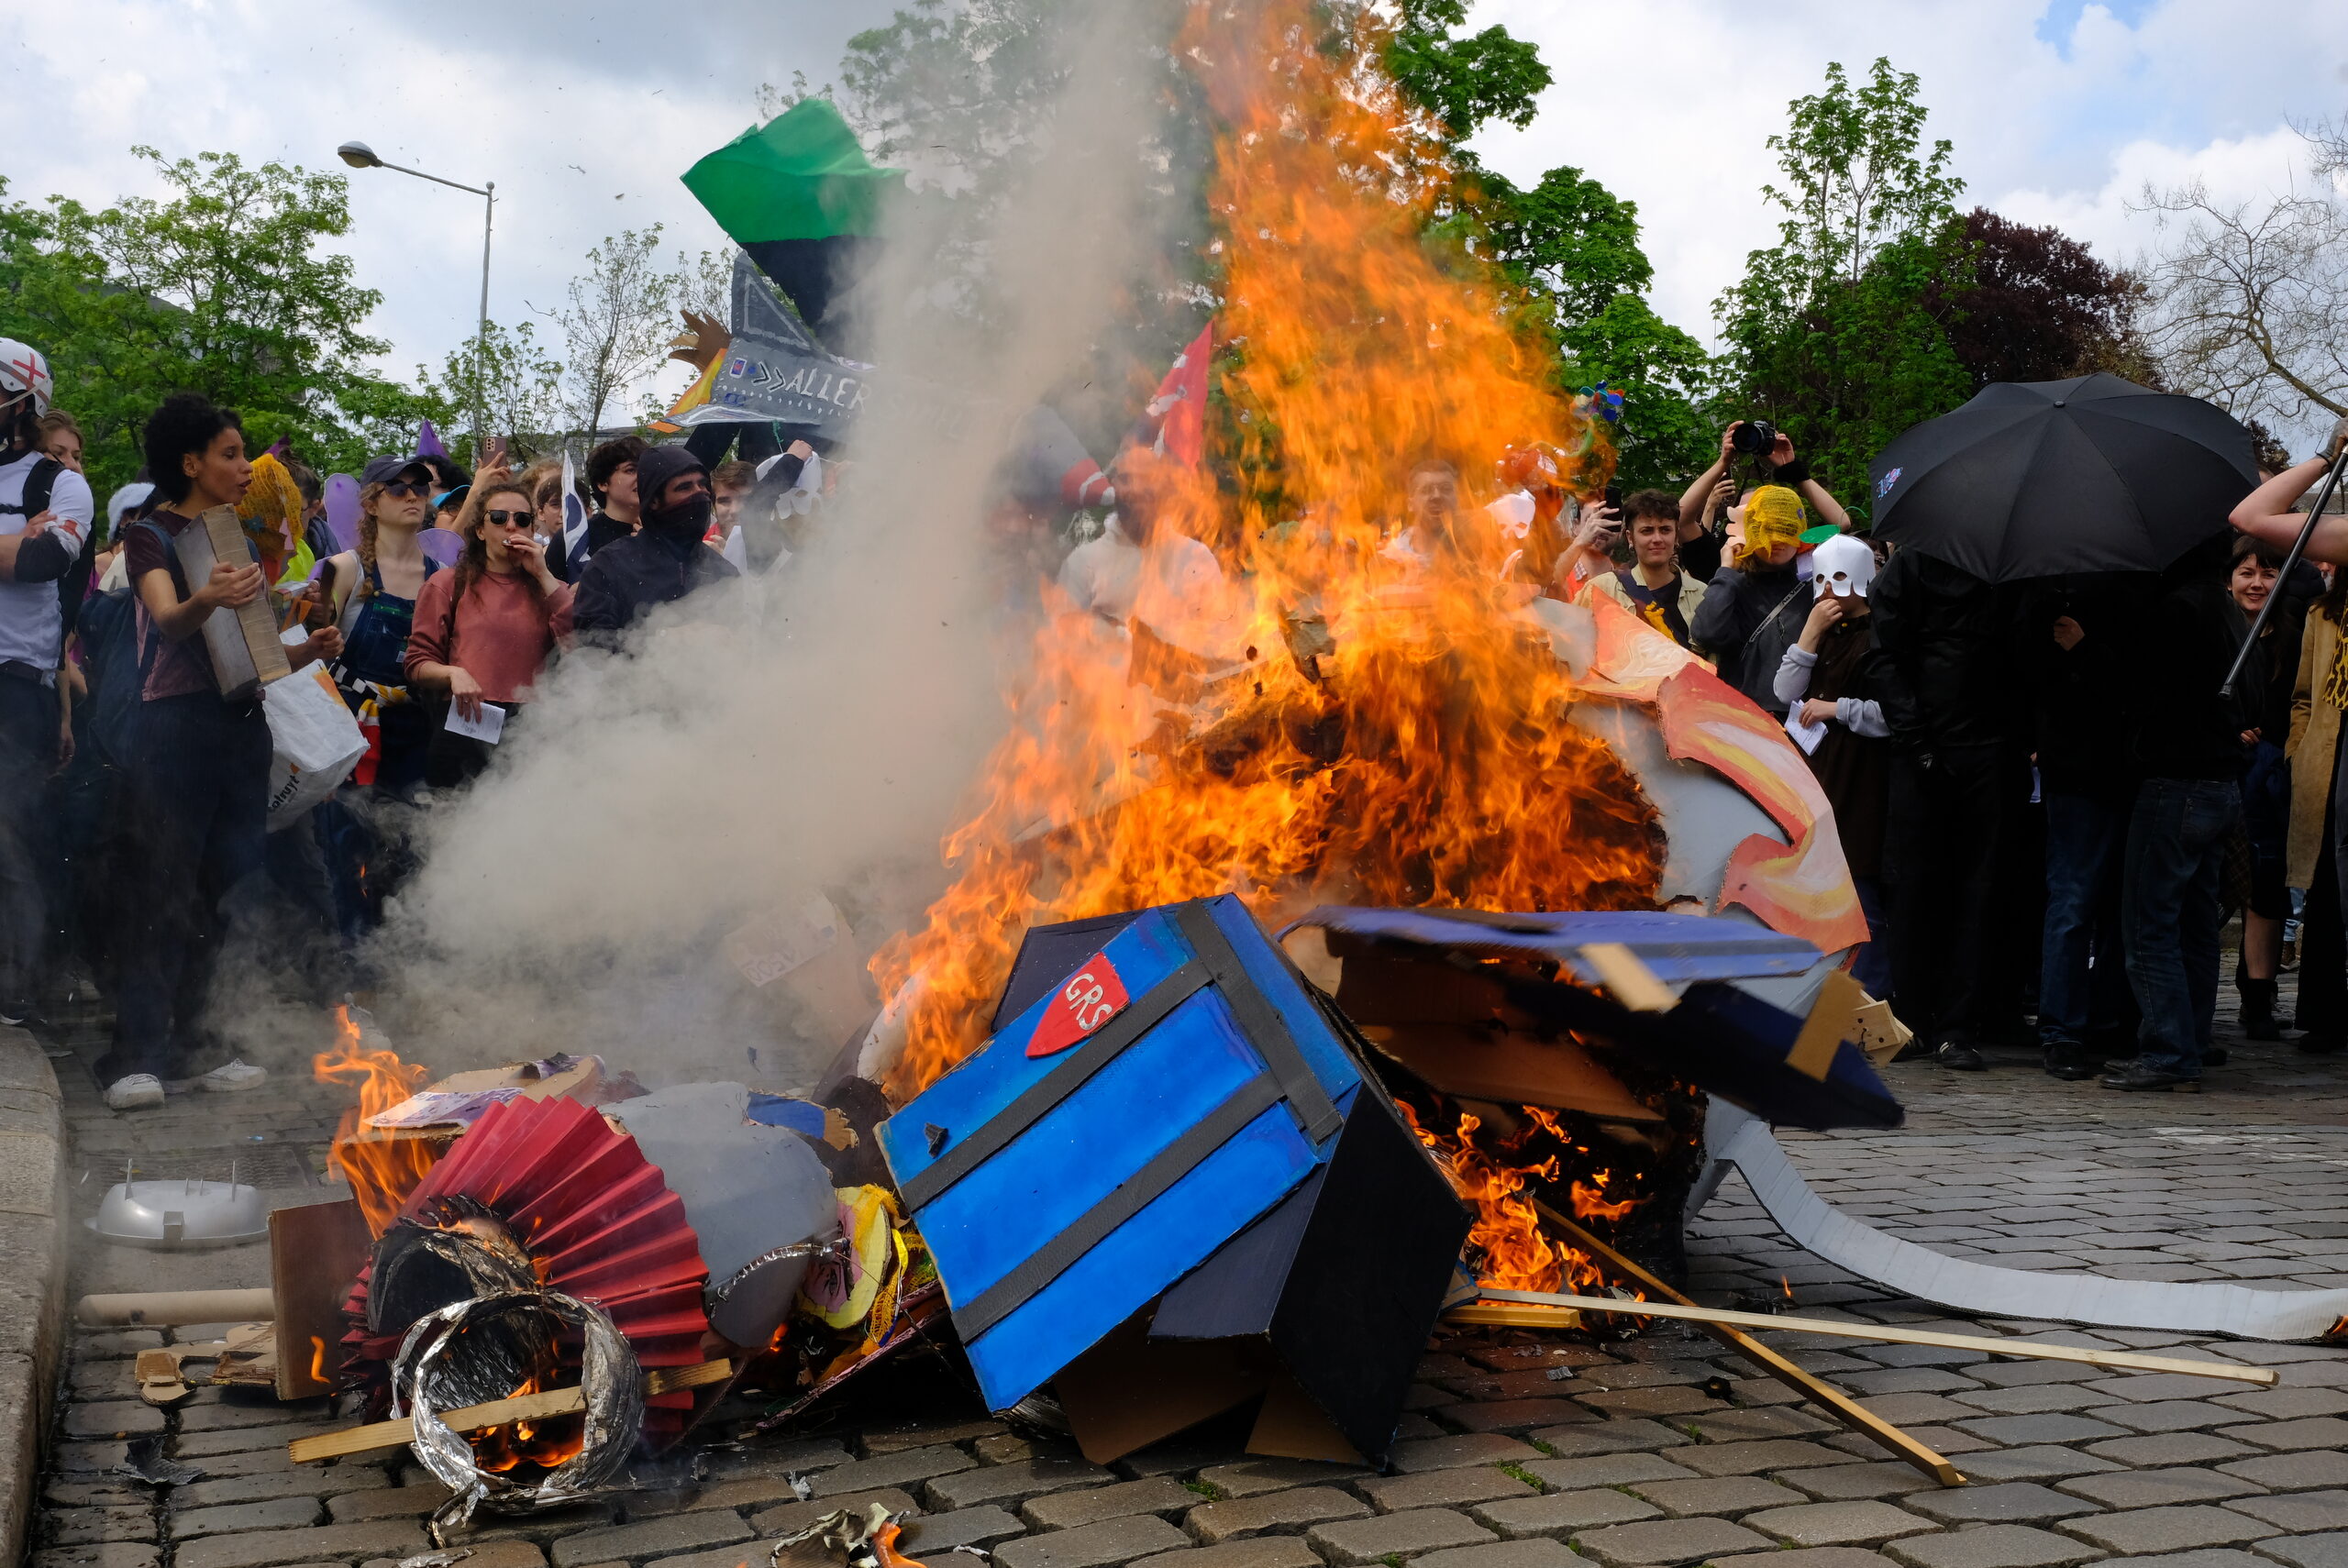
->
[1530, 1200, 1964, 1485]
[288, 1358, 732, 1463]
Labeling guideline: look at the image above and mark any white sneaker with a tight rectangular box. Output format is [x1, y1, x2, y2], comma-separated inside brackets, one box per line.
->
[197, 1060, 268, 1094]
[104, 1074, 165, 1111]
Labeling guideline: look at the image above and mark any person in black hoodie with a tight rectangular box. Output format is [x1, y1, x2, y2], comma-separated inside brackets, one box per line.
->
[2103, 534, 2264, 1091]
[1871, 546, 2037, 1069]
[568, 444, 737, 646]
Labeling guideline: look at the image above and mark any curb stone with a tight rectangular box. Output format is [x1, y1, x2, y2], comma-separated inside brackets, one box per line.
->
[0, 1025, 68, 1568]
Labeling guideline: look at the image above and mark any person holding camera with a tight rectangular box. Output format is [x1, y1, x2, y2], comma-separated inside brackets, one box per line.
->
[1678, 421, 1852, 580]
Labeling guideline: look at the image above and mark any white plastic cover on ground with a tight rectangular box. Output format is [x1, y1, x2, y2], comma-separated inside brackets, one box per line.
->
[1695, 1100, 2348, 1342]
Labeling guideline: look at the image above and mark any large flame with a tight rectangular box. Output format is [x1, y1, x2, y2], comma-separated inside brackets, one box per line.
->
[314, 1008, 434, 1236]
[872, 0, 1662, 1101]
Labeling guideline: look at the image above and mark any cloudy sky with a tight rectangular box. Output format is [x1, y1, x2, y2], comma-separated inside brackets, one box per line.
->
[5, 0, 2343, 430]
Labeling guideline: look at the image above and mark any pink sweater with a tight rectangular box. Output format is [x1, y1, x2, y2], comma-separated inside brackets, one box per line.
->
[404, 569, 572, 704]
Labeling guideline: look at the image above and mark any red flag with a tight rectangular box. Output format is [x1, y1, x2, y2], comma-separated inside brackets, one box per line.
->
[1026, 951, 1132, 1057]
[1146, 323, 1213, 467]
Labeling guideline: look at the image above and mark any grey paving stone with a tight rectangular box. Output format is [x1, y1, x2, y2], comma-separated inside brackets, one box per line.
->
[43, 1484, 144, 1510]
[1308, 1507, 1496, 1563]
[1568, 1515, 1774, 1566]
[901, 1507, 1027, 1551]
[2090, 1434, 2259, 1466]
[1951, 1386, 2124, 1416]
[172, 1424, 329, 1459]
[1521, 1453, 1697, 1491]
[976, 1436, 1049, 1466]
[1359, 1467, 1533, 1513]
[862, 1421, 1004, 1455]
[1711, 1552, 1901, 1568]
[1904, 1482, 2099, 1525]
[41, 1509, 157, 1547]
[699, 1438, 853, 1482]
[1022, 1478, 1196, 1530]
[2056, 1505, 2266, 1553]
[2213, 1387, 2348, 1419]
[2218, 1417, 2348, 1451]
[179, 1401, 327, 1433]
[1520, 1419, 1690, 1457]
[1442, 1399, 1591, 1433]
[813, 1445, 980, 1499]
[2219, 1450, 2348, 1490]
[1468, 1489, 1657, 1537]
[1884, 1524, 2102, 1568]
[1626, 1476, 1806, 1517]
[2223, 1488, 2348, 1531]
[1195, 1459, 1369, 1498]
[549, 1510, 752, 1567]
[176, 1470, 378, 1509]
[991, 1518, 1194, 1568]
[325, 1485, 445, 1522]
[63, 1402, 166, 1439]
[169, 1497, 324, 1540]
[76, 1331, 166, 1359]
[1742, 1500, 1940, 1547]
[927, 1459, 1113, 1511]
[1950, 1413, 2129, 1445]
[1778, 1464, 1941, 1501]
[1390, 1435, 1542, 1474]
[1184, 1486, 1368, 1544]
[1411, 1542, 1582, 1568]
[1578, 1387, 1717, 1419]
[749, 1490, 922, 1537]
[2095, 1400, 2237, 1433]
[2256, 1533, 2348, 1568]
[47, 1445, 131, 1476]
[31, 1548, 159, 1568]
[2055, 1466, 2263, 1509]
[2073, 1554, 2267, 1568]
[1687, 1407, 1835, 1442]
[362, 1546, 545, 1568]
[1129, 1540, 1324, 1568]
[1667, 1439, 1850, 1476]
[175, 1522, 434, 1568]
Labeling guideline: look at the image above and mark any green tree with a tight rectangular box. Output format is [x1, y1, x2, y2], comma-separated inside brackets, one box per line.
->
[1714, 59, 1972, 521]
[427, 319, 565, 462]
[548, 226, 685, 437]
[0, 149, 438, 488]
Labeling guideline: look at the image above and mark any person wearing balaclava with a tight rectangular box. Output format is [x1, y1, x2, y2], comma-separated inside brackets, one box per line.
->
[566, 443, 737, 647]
[1689, 482, 1808, 714]
[1773, 532, 1892, 996]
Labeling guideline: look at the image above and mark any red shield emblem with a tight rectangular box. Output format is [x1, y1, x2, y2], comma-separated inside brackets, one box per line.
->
[1026, 953, 1132, 1058]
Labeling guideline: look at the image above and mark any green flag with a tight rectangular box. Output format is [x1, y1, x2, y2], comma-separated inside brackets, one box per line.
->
[682, 98, 903, 246]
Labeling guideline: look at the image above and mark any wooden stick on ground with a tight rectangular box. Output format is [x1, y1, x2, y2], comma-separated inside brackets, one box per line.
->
[79, 1288, 276, 1327]
[1528, 1200, 1963, 1486]
[288, 1359, 733, 1463]
[1452, 1286, 2277, 1386]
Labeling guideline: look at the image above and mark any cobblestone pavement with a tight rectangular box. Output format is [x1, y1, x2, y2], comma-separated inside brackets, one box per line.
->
[28, 990, 2348, 1568]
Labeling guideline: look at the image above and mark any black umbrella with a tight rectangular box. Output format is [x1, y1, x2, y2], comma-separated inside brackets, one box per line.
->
[1866, 373, 2256, 583]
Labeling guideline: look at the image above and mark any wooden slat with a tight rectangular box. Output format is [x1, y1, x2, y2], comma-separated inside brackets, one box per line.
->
[288, 1358, 732, 1463]
[1530, 1201, 1962, 1486]
[1447, 1294, 2277, 1386]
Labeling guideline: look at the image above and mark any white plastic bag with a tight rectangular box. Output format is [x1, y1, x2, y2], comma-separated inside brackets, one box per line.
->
[263, 663, 366, 829]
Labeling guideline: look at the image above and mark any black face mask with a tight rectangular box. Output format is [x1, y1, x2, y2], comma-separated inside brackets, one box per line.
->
[648, 492, 714, 540]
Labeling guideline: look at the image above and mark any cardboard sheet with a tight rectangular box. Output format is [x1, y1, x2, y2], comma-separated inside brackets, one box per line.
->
[1701, 1101, 2348, 1342]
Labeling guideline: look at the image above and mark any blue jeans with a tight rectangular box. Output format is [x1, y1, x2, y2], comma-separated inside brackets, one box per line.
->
[2040, 791, 2130, 1047]
[2121, 777, 2241, 1076]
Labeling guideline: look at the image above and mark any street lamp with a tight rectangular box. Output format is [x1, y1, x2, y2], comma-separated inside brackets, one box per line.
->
[338, 140, 495, 455]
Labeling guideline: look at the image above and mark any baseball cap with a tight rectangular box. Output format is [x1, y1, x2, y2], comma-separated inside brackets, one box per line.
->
[359, 454, 433, 488]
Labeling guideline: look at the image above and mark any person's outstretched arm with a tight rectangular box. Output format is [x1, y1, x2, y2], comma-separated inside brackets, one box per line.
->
[2235, 422, 2348, 560]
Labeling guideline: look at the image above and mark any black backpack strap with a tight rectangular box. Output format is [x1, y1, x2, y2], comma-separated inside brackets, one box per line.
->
[0, 455, 60, 520]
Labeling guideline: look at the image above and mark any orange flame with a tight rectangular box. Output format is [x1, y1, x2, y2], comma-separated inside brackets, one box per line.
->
[313, 1007, 433, 1237]
[1398, 1101, 1615, 1294]
[871, 0, 1660, 1103]
[308, 1335, 328, 1385]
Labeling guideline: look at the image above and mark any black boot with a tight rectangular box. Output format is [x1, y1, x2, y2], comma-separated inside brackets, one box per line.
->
[2240, 977, 2283, 1042]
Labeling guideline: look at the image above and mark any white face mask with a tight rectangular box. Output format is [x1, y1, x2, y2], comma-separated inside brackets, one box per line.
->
[1811, 535, 1875, 600]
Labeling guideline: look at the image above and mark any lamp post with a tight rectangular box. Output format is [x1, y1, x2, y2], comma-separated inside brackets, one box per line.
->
[338, 140, 494, 457]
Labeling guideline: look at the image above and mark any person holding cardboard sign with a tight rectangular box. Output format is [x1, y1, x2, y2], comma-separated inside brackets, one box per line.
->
[97, 393, 341, 1112]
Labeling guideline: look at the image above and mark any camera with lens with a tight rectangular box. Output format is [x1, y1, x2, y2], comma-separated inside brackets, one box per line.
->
[1730, 419, 1778, 456]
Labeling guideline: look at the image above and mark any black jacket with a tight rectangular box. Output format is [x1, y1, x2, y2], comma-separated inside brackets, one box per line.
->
[2034, 576, 2156, 801]
[2132, 576, 2263, 782]
[1870, 547, 2036, 756]
[570, 527, 737, 646]
[1690, 561, 1806, 713]
[548, 510, 637, 584]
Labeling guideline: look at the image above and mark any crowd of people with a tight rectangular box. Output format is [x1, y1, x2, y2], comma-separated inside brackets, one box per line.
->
[0, 325, 2337, 1111]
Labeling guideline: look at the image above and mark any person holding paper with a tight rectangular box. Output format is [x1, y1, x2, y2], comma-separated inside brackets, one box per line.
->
[1773, 533, 1891, 998]
[404, 479, 574, 788]
[100, 392, 341, 1112]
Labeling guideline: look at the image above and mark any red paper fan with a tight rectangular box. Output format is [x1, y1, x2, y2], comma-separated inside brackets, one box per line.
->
[341, 1095, 712, 1445]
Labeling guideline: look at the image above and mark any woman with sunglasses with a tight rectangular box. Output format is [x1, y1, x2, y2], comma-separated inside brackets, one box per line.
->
[404, 480, 573, 788]
[316, 454, 443, 796]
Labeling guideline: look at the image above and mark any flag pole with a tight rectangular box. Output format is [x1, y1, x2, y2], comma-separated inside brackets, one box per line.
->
[2223, 448, 2348, 698]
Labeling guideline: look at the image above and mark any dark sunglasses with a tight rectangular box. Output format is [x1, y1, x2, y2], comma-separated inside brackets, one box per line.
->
[380, 480, 428, 499]
[483, 509, 532, 527]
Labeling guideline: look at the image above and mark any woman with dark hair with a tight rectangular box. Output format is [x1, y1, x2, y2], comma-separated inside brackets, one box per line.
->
[317, 454, 441, 797]
[99, 392, 340, 1110]
[404, 480, 572, 788]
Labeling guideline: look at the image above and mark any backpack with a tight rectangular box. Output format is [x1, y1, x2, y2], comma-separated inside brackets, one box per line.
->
[0, 454, 88, 645]
[80, 520, 170, 769]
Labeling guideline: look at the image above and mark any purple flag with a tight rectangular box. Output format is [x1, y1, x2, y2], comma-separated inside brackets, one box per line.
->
[416, 418, 447, 458]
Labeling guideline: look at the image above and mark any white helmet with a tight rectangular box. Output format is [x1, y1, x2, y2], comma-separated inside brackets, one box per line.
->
[1811, 533, 1877, 600]
[0, 340, 53, 421]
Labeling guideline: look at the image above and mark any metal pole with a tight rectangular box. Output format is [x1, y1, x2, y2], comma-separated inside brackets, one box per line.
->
[2222, 449, 2348, 697]
[477, 182, 494, 458]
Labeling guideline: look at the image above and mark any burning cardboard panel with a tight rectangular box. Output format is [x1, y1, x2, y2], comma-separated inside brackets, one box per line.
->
[1699, 1102, 2348, 1341]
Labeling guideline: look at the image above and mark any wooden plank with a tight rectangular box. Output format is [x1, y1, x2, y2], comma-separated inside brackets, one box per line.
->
[288, 1358, 733, 1463]
[271, 1199, 372, 1400]
[77, 1288, 276, 1326]
[1531, 1200, 1961, 1486]
[1574, 944, 1676, 1012]
[1786, 969, 1867, 1081]
[1447, 1294, 2277, 1386]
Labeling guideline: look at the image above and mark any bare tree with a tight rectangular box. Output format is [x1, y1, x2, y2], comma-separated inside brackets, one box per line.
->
[547, 226, 682, 436]
[2136, 127, 2348, 429]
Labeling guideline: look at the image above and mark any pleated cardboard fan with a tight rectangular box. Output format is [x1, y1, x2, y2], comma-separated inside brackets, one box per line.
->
[340, 1096, 713, 1446]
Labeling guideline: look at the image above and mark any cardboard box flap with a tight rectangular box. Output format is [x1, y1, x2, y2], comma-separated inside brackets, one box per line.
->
[1295, 906, 1821, 985]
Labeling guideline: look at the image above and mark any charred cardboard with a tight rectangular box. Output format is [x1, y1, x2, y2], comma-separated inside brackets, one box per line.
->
[881, 896, 1465, 1463]
[1289, 907, 1900, 1132]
